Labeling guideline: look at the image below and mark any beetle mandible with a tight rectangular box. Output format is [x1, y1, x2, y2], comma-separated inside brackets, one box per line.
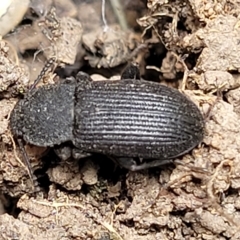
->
[10, 65, 204, 171]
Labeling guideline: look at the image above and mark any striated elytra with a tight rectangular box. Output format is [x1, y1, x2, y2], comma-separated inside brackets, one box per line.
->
[10, 72, 204, 171]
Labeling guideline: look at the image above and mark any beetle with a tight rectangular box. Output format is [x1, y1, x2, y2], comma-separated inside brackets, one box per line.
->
[10, 65, 204, 171]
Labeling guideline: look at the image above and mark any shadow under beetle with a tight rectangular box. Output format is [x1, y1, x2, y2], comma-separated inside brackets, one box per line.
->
[10, 64, 204, 171]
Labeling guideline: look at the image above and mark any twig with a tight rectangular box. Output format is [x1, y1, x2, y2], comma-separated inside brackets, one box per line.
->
[109, 0, 128, 31]
[101, 0, 109, 32]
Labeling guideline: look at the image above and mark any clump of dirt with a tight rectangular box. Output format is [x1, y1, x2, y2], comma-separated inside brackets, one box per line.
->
[1, 0, 240, 239]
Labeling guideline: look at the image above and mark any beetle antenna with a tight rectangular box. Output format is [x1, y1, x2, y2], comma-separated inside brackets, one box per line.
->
[17, 139, 39, 191]
[29, 57, 57, 91]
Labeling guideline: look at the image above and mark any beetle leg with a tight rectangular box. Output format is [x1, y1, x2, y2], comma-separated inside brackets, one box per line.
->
[115, 157, 174, 171]
[121, 62, 140, 80]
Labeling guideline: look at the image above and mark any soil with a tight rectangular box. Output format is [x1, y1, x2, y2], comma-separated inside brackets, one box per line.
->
[0, 0, 240, 239]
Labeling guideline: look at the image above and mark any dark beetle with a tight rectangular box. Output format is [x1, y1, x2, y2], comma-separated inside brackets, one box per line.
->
[10, 70, 204, 171]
